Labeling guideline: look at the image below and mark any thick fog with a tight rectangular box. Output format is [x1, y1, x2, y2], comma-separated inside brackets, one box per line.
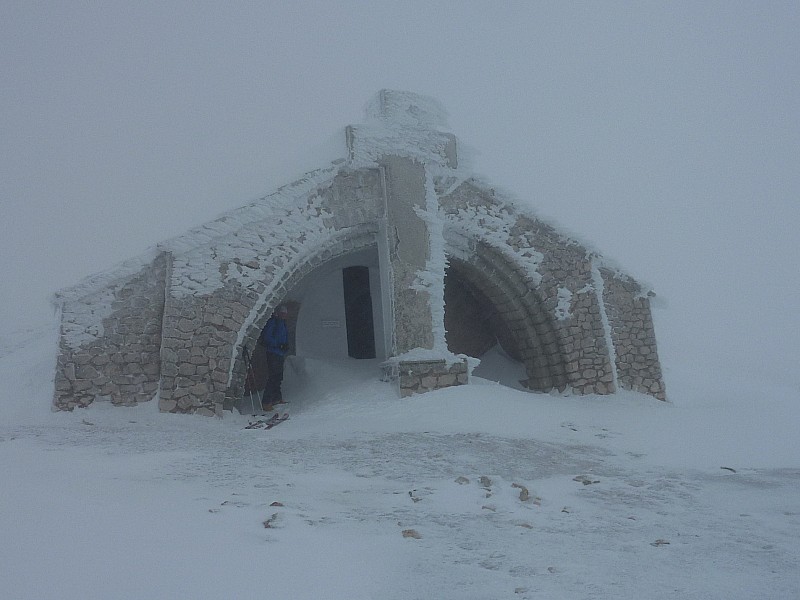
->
[2, 2, 798, 386]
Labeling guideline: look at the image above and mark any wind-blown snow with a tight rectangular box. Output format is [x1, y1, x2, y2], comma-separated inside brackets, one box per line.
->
[2, 324, 798, 600]
[554, 287, 573, 321]
[348, 90, 455, 170]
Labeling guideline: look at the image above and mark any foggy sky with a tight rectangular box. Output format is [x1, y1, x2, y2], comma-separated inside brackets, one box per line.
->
[2, 1, 798, 386]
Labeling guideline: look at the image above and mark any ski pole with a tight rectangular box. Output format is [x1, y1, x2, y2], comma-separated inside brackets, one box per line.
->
[242, 345, 258, 415]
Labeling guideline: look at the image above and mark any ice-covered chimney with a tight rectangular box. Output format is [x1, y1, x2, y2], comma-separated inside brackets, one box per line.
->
[365, 89, 450, 130]
[346, 89, 458, 169]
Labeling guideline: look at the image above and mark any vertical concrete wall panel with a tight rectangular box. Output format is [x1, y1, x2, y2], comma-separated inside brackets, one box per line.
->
[380, 156, 435, 354]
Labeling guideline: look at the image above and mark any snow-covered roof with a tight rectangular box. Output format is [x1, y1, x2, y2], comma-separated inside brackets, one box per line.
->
[53, 89, 654, 305]
[52, 164, 342, 304]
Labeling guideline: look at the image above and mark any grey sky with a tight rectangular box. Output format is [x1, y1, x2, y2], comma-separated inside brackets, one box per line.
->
[2, 1, 798, 384]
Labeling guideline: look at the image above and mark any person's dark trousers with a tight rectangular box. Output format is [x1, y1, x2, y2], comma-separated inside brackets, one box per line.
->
[262, 351, 286, 407]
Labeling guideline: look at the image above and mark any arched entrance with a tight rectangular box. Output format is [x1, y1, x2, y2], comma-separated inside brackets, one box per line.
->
[290, 247, 384, 362]
[232, 244, 385, 412]
[444, 237, 570, 393]
[444, 263, 520, 361]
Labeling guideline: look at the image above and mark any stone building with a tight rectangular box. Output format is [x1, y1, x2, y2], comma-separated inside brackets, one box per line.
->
[52, 90, 666, 416]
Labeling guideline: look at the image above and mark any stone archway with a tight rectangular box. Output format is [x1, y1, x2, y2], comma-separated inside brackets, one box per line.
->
[445, 246, 569, 392]
[439, 175, 622, 396]
[223, 228, 380, 411]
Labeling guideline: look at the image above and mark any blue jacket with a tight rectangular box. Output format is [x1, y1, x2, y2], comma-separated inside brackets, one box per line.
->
[260, 316, 288, 356]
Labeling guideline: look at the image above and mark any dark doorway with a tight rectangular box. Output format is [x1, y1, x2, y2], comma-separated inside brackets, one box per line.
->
[343, 266, 376, 359]
[444, 264, 521, 361]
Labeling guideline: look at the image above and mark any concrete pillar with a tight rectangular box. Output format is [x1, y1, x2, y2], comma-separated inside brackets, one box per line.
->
[348, 89, 468, 396]
[374, 155, 471, 396]
[380, 155, 434, 354]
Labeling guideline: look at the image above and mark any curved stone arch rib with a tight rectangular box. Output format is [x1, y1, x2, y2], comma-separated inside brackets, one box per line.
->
[444, 227, 569, 391]
[440, 179, 620, 396]
[224, 224, 379, 407]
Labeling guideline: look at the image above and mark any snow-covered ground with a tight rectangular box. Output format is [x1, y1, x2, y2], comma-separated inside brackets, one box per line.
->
[1, 324, 798, 600]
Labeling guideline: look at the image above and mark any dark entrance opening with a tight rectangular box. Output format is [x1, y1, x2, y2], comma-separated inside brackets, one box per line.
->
[343, 266, 376, 359]
[444, 263, 521, 362]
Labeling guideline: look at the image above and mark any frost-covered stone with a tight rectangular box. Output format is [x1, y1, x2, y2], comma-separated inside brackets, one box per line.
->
[52, 90, 666, 416]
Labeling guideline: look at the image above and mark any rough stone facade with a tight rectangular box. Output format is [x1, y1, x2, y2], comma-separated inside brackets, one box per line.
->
[387, 359, 470, 398]
[52, 90, 666, 416]
[54, 253, 167, 410]
[600, 267, 666, 399]
[440, 180, 619, 396]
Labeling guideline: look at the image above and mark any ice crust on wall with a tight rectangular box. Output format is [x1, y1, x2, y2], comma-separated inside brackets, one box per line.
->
[59, 287, 116, 350]
[349, 90, 456, 171]
[54, 248, 165, 350]
[442, 189, 547, 287]
[410, 170, 449, 356]
[591, 260, 620, 390]
[555, 287, 574, 321]
[169, 166, 341, 298]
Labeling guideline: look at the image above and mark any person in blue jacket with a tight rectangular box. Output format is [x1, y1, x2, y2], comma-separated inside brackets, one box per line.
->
[260, 304, 289, 410]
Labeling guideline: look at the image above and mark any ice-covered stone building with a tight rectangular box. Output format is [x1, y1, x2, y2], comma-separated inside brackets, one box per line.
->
[52, 90, 666, 416]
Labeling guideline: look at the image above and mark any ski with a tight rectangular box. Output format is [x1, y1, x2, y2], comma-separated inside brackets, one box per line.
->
[265, 413, 289, 429]
[244, 412, 289, 430]
[245, 412, 282, 429]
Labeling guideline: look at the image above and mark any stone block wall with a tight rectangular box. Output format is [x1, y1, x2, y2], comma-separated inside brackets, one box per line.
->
[157, 287, 244, 416]
[556, 281, 618, 395]
[601, 267, 666, 400]
[509, 218, 616, 395]
[440, 180, 618, 396]
[54, 253, 167, 410]
[391, 359, 469, 397]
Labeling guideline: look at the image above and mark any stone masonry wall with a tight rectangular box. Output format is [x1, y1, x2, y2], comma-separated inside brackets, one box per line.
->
[54, 253, 167, 410]
[392, 359, 469, 397]
[439, 179, 617, 395]
[157, 289, 242, 417]
[601, 267, 667, 400]
[511, 218, 616, 395]
[158, 167, 384, 415]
